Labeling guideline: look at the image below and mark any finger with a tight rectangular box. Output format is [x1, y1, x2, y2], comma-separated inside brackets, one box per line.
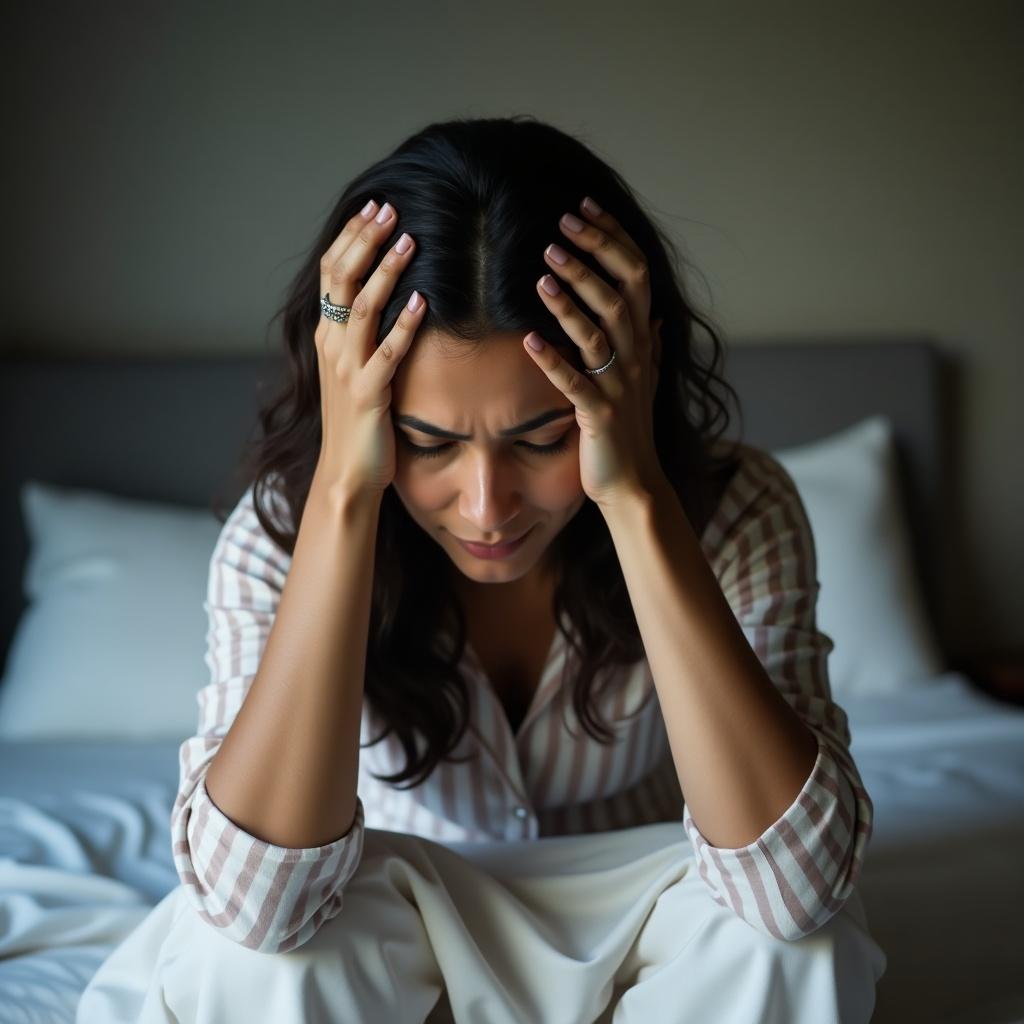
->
[318, 199, 380, 312]
[357, 227, 419, 339]
[364, 288, 428, 395]
[320, 201, 403, 367]
[318, 200, 399, 323]
[565, 202, 652, 337]
[522, 333, 606, 417]
[577, 197, 645, 261]
[541, 240, 634, 365]
[536, 273, 619, 375]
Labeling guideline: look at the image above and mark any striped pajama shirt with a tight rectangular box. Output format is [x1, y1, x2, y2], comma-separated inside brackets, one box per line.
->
[171, 443, 873, 953]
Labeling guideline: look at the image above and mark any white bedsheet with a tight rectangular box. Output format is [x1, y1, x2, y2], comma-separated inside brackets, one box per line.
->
[1, 671, 1022, 1024]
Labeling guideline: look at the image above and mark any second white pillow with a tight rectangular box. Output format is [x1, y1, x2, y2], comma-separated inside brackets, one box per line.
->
[772, 415, 946, 699]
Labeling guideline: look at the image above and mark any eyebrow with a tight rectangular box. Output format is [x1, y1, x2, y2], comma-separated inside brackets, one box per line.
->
[394, 407, 575, 440]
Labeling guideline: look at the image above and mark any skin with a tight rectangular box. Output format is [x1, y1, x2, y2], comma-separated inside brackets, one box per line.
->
[387, 202, 822, 852]
[388, 328, 589, 612]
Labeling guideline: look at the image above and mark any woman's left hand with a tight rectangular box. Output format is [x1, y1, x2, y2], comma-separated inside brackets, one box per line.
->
[523, 197, 667, 512]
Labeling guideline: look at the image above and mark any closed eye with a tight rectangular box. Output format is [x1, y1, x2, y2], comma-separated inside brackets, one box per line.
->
[400, 432, 572, 460]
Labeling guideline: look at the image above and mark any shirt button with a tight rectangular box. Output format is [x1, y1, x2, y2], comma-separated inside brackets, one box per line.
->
[513, 805, 528, 819]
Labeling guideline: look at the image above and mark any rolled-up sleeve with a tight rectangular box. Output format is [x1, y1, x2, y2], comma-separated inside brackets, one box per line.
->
[683, 450, 873, 942]
[170, 482, 366, 953]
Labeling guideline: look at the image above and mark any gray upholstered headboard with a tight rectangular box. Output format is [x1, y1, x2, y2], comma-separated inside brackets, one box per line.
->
[0, 338, 953, 677]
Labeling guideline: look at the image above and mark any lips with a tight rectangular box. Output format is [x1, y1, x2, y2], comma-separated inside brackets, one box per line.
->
[453, 526, 533, 558]
[459, 532, 526, 547]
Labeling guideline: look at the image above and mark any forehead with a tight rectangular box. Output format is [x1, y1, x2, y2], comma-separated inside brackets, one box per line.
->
[391, 331, 566, 413]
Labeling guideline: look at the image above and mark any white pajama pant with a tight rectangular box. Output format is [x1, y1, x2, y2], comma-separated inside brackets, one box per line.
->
[76, 822, 887, 1023]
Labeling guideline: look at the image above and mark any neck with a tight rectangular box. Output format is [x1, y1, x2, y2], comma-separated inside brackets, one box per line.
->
[452, 563, 556, 614]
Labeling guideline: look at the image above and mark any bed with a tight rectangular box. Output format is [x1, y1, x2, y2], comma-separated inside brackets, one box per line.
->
[1, 340, 1021, 1024]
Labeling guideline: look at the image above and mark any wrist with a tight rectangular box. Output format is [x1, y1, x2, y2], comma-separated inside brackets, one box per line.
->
[309, 469, 384, 522]
[596, 472, 671, 520]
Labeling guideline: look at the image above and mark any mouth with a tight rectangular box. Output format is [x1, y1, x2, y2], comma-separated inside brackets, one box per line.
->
[458, 532, 526, 547]
[453, 526, 533, 559]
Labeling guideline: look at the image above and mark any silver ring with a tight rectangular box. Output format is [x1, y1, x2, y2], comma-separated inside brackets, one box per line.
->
[583, 347, 617, 376]
[321, 292, 352, 323]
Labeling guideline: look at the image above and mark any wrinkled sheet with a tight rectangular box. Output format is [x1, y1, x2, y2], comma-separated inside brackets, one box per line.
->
[1, 671, 1023, 1024]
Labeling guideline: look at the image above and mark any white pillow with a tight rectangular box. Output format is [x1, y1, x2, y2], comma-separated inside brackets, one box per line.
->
[0, 418, 942, 740]
[771, 415, 946, 698]
[0, 481, 223, 740]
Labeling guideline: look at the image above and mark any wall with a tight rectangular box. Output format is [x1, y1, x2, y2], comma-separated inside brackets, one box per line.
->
[3, 0, 1020, 654]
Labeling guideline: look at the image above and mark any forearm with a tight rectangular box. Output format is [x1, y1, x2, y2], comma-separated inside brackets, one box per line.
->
[204, 476, 381, 849]
[601, 478, 819, 849]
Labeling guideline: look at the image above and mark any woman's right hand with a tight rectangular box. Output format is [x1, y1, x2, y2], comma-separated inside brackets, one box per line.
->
[313, 199, 426, 500]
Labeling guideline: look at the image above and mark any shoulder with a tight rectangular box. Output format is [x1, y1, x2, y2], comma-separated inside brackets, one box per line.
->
[220, 472, 295, 538]
[211, 473, 295, 580]
[700, 440, 808, 558]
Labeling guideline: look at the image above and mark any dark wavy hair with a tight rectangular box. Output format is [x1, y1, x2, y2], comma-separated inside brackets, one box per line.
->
[218, 115, 746, 790]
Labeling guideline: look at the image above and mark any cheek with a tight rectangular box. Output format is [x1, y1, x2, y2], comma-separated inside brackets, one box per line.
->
[391, 466, 445, 512]
[538, 458, 584, 510]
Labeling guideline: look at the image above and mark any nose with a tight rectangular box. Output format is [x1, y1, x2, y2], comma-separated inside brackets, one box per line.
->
[456, 453, 523, 537]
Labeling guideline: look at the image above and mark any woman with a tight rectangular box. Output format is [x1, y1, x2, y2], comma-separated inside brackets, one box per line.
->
[77, 115, 886, 1023]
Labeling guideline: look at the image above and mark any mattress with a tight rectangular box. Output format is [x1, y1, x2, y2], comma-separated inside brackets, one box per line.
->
[1, 671, 1022, 1024]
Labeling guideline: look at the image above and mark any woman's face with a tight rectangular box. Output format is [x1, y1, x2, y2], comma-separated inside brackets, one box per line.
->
[389, 331, 587, 590]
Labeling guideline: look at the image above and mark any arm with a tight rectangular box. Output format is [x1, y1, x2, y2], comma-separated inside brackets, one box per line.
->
[172, 473, 380, 952]
[602, 451, 873, 941]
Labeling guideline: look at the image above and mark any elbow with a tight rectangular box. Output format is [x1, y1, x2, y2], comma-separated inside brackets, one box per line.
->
[181, 889, 349, 954]
[170, 842, 359, 954]
[169, 787, 366, 954]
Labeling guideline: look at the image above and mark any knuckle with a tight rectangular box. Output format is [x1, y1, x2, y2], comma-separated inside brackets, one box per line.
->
[585, 328, 605, 350]
[377, 337, 396, 362]
[633, 261, 650, 285]
[607, 296, 629, 322]
[569, 263, 591, 286]
[319, 254, 335, 277]
[329, 259, 350, 287]
[564, 368, 586, 397]
[332, 357, 353, 384]
[350, 292, 372, 320]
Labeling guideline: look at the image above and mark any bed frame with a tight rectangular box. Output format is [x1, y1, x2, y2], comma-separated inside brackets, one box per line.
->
[0, 337, 956, 678]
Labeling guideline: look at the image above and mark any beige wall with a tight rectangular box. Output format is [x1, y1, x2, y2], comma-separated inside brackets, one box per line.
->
[4, 1, 1020, 653]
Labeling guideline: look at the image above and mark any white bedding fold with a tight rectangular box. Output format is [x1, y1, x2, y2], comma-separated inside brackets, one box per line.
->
[1, 674, 1023, 1024]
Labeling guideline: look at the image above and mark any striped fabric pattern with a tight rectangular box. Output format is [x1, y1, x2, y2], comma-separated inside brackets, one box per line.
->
[171, 443, 873, 952]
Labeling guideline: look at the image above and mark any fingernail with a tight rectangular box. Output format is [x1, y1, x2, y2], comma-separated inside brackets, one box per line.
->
[526, 334, 545, 351]
[375, 202, 394, 224]
[361, 199, 378, 218]
[546, 243, 569, 265]
[561, 213, 585, 232]
[582, 196, 602, 216]
[541, 275, 561, 296]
